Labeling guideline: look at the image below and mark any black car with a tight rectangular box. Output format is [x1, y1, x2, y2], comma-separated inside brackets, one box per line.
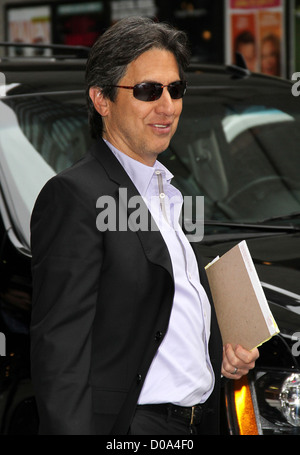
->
[0, 44, 300, 435]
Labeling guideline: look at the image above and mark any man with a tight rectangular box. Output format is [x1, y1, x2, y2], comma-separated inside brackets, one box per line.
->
[30, 17, 258, 435]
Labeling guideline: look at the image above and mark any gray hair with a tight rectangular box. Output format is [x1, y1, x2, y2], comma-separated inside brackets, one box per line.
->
[85, 16, 190, 138]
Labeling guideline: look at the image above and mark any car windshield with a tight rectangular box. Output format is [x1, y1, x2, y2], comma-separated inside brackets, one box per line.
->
[163, 84, 300, 227]
[0, 76, 300, 252]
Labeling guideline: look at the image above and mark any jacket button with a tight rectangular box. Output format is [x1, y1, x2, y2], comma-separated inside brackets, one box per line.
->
[155, 331, 163, 341]
[137, 374, 142, 383]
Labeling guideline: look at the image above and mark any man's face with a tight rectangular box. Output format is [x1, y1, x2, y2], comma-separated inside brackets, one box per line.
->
[101, 48, 183, 166]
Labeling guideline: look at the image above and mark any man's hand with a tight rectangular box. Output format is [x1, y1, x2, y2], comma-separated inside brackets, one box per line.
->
[222, 344, 259, 379]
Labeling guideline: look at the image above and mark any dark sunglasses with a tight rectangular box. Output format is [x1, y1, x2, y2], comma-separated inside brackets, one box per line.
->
[105, 80, 187, 102]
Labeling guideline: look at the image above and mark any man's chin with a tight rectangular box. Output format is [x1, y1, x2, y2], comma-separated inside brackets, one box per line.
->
[155, 138, 173, 155]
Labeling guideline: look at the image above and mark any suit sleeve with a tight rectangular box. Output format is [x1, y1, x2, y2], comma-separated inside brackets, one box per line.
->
[30, 175, 103, 434]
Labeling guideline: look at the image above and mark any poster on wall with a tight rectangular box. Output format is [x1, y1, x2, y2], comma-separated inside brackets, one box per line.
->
[225, 0, 285, 77]
[294, 0, 300, 72]
[6, 5, 51, 56]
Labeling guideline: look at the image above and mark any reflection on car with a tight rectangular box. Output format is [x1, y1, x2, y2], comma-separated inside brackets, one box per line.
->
[0, 47, 300, 434]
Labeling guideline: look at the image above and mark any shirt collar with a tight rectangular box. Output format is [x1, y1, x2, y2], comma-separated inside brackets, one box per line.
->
[103, 139, 173, 197]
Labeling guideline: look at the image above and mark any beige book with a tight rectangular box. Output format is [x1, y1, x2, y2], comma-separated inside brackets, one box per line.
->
[205, 240, 279, 351]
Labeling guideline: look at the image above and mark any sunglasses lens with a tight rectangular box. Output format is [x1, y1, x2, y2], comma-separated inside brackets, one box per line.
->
[133, 81, 187, 101]
[134, 83, 162, 101]
[168, 81, 187, 99]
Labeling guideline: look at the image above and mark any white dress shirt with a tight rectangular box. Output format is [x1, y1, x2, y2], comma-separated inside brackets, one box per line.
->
[104, 139, 214, 406]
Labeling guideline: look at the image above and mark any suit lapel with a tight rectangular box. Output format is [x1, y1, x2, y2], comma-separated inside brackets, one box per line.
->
[90, 139, 173, 278]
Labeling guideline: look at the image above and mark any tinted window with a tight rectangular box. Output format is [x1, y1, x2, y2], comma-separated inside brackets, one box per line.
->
[0, 93, 90, 250]
[162, 84, 300, 224]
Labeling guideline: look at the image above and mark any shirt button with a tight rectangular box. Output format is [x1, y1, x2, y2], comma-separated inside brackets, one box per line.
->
[155, 331, 163, 341]
[155, 170, 161, 175]
[159, 193, 165, 199]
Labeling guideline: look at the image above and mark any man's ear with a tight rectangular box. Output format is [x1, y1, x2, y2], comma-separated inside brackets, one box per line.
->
[89, 87, 109, 117]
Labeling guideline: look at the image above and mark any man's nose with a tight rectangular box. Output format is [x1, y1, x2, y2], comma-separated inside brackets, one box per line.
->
[155, 87, 176, 115]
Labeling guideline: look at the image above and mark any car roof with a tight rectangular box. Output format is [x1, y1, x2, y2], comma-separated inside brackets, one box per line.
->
[0, 50, 292, 98]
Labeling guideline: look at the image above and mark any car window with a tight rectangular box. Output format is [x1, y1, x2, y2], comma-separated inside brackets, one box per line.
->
[0, 93, 90, 250]
[163, 87, 300, 225]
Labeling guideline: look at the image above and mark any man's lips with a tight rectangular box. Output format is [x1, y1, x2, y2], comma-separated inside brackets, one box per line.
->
[149, 123, 172, 132]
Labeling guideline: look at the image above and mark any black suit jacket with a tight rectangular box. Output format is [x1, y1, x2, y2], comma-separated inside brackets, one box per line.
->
[30, 138, 222, 435]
